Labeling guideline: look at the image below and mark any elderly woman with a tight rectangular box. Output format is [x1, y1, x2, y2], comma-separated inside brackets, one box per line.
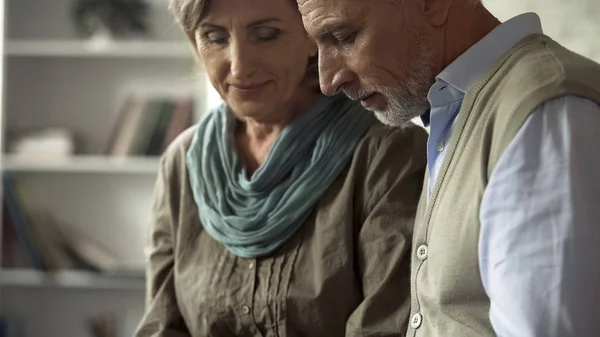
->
[135, 0, 427, 336]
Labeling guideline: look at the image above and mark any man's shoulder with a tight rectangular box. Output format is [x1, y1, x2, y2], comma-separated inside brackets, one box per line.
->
[471, 34, 600, 174]
[500, 34, 600, 94]
[476, 34, 600, 131]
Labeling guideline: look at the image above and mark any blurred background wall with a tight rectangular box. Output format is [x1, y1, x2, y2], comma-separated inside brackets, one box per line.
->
[485, 0, 600, 63]
[0, 1, 598, 337]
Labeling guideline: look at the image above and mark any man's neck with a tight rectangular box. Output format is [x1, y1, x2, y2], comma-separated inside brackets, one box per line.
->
[438, 3, 501, 75]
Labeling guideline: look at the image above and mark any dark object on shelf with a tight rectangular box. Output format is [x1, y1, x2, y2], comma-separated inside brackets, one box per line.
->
[88, 313, 117, 337]
[72, 0, 150, 39]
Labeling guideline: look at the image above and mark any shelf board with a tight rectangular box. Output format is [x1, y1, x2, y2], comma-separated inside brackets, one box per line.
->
[5, 40, 194, 58]
[2, 155, 160, 174]
[0, 269, 145, 290]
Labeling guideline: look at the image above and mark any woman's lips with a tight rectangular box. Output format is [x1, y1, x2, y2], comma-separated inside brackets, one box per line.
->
[229, 81, 270, 96]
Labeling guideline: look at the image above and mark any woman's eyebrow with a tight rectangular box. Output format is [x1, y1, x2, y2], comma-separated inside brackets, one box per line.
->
[246, 17, 281, 28]
[199, 18, 280, 30]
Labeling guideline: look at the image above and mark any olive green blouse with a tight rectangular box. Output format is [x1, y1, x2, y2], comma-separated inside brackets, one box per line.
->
[135, 122, 427, 337]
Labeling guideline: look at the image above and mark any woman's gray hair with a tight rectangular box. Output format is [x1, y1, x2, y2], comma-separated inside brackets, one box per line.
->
[169, 0, 209, 33]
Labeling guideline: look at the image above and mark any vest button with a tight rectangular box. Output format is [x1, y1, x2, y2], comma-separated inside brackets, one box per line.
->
[416, 244, 428, 260]
[411, 313, 422, 329]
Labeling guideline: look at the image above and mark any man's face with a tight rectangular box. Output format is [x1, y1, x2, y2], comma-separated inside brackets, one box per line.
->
[297, 0, 436, 126]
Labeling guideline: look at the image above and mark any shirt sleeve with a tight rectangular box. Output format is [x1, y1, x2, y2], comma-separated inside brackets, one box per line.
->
[346, 124, 428, 337]
[479, 95, 600, 337]
[134, 157, 191, 337]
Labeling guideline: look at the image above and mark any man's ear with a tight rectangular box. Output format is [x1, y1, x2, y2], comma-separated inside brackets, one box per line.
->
[308, 38, 318, 58]
[421, 0, 453, 27]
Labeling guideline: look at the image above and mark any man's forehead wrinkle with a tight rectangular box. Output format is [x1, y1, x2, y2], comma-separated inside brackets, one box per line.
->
[297, 0, 316, 11]
[297, 1, 329, 34]
[308, 12, 329, 27]
[297, 0, 335, 20]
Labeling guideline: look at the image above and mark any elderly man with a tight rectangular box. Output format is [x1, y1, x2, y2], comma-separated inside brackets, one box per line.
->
[297, 0, 600, 336]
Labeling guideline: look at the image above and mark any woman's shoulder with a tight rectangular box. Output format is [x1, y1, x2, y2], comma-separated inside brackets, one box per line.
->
[166, 125, 198, 154]
[356, 122, 428, 161]
[350, 122, 428, 215]
[158, 125, 198, 176]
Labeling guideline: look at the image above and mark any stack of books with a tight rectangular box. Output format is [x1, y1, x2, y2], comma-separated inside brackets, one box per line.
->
[1, 175, 120, 272]
[105, 96, 194, 156]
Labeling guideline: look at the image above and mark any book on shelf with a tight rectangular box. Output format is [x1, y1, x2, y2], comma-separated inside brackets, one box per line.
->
[1, 174, 122, 273]
[106, 95, 194, 156]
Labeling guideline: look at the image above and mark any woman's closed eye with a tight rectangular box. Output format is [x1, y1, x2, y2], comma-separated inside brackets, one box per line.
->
[252, 26, 280, 42]
[204, 30, 229, 45]
[200, 27, 279, 45]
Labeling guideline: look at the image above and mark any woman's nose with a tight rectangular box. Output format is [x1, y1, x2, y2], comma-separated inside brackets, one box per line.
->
[229, 40, 257, 80]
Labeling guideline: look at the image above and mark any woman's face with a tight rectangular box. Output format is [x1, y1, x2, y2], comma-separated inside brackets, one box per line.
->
[193, 0, 317, 121]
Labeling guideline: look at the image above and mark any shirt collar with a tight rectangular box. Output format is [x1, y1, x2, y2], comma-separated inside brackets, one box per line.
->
[427, 12, 543, 108]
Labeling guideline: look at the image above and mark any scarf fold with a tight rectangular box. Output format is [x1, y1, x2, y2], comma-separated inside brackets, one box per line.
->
[186, 94, 375, 258]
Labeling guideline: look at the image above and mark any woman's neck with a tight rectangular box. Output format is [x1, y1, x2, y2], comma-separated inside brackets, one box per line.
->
[236, 88, 319, 175]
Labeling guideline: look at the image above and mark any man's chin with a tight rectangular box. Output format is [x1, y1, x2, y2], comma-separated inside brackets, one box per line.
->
[373, 109, 408, 127]
[359, 98, 396, 125]
[371, 101, 428, 126]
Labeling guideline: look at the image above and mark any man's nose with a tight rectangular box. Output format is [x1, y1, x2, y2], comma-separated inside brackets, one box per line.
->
[318, 53, 352, 96]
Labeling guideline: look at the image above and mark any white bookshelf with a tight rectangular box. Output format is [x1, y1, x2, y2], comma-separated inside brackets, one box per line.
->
[5, 40, 193, 58]
[0, 269, 145, 290]
[3, 155, 160, 174]
[0, 0, 207, 336]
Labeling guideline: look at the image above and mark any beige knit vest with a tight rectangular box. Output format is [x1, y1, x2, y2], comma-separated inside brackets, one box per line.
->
[407, 34, 600, 337]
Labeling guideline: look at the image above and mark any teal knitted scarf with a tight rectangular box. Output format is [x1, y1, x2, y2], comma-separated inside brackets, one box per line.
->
[186, 94, 375, 258]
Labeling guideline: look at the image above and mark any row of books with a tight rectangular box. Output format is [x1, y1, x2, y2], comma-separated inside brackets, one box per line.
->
[1, 174, 120, 272]
[105, 96, 194, 156]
